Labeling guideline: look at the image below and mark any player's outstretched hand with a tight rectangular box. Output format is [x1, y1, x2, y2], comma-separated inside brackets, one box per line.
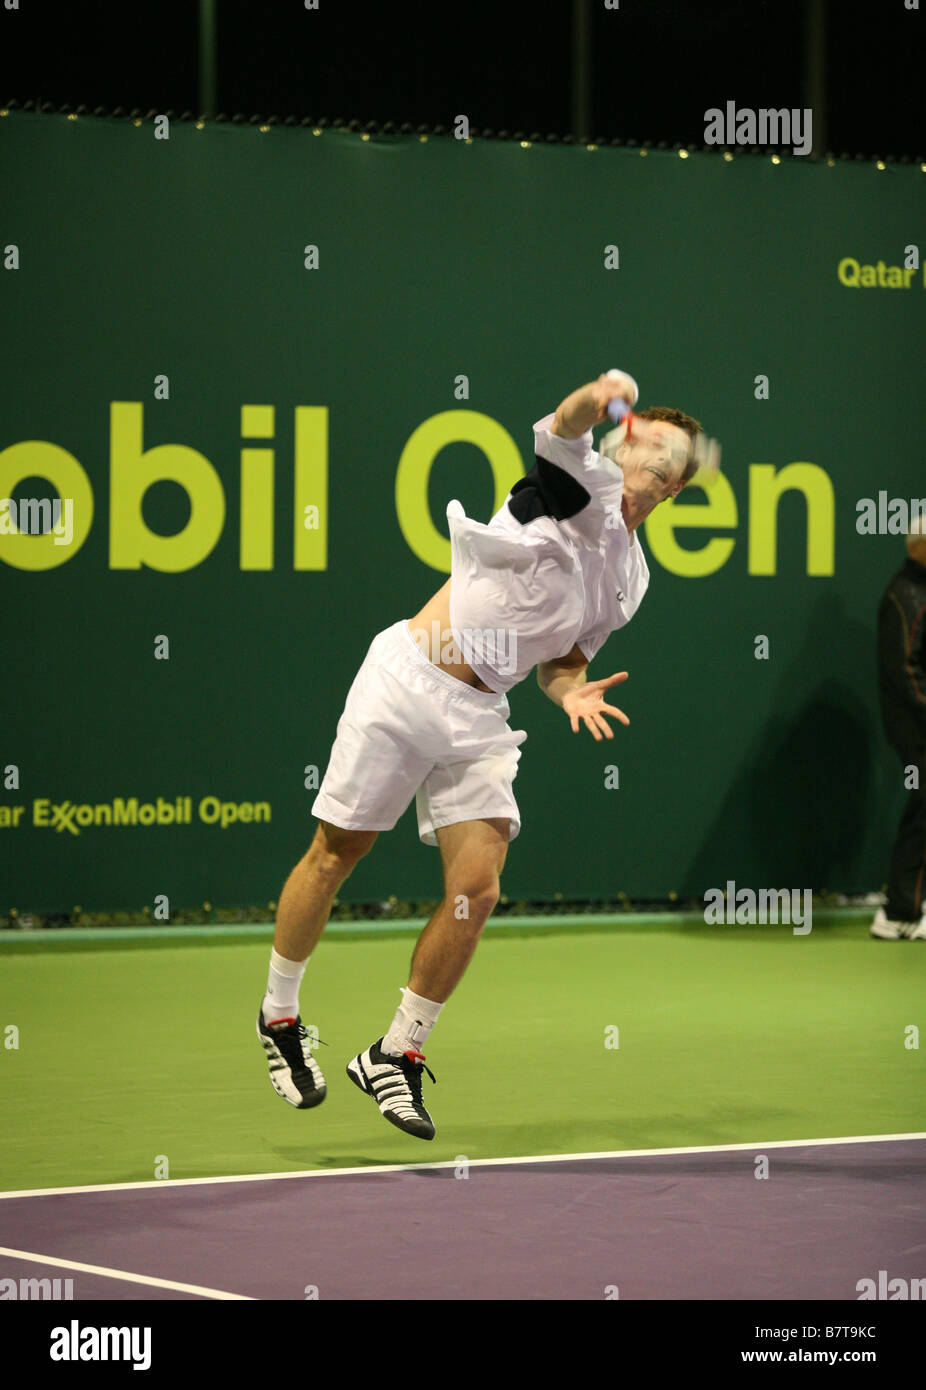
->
[562, 672, 630, 741]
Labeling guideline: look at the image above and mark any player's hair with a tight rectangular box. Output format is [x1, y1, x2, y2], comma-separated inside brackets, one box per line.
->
[601, 404, 704, 485]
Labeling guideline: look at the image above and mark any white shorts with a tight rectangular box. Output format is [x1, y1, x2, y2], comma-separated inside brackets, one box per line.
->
[312, 619, 528, 845]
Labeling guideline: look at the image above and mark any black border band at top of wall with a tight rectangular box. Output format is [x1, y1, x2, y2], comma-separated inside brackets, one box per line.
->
[1, 98, 923, 166]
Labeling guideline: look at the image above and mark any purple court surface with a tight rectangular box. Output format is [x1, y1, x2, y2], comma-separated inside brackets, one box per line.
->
[2, 1137, 924, 1300]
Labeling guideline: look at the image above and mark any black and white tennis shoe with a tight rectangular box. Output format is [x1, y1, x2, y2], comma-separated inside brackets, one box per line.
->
[346, 1037, 436, 1140]
[256, 1010, 327, 1108]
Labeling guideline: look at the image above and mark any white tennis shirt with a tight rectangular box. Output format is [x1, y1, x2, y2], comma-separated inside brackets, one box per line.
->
[447, 412, 650, 695]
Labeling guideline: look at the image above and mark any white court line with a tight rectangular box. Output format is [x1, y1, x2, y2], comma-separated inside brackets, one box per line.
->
[1, 1131, 924, 1201]
[0, 1245, 254, 1299]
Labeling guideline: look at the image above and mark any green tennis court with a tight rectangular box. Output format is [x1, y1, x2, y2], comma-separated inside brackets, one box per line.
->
[3, 913, 922, 1193]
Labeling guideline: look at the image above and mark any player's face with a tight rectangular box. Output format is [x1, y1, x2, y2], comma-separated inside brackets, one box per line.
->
[618, 421, 690, 511]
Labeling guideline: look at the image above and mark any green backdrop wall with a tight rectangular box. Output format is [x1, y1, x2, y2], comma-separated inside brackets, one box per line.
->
[1, 110, 924, 913]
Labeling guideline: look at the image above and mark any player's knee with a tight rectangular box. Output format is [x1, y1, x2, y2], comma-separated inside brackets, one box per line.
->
[310, 822, 377, 877]
[450, 878, 500, 925]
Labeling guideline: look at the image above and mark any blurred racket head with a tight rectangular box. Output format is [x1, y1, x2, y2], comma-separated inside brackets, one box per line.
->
[684, 428, 723, 483]
[689, 429, 722, 485]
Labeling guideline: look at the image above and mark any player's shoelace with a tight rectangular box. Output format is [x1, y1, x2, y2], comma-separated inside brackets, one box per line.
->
[401, 1049, 436, 1105]
[270, 1020, 329, 1061]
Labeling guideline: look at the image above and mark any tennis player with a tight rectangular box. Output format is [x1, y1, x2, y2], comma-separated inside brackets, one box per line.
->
[257, 371, 706, 1139]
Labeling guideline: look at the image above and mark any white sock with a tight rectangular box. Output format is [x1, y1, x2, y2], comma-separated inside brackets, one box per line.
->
[262, 948, 308, 1024]
[381, 986, 444, 1057]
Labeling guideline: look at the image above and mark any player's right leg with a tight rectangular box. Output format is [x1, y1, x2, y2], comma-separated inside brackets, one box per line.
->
[257, 822, 377, 1109]
[274, 821, 378, 966]
[257, 620, 439, 1108]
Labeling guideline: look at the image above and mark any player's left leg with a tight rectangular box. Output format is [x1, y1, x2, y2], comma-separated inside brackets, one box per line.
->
[345, 627, 524, 1138]
[346, 817, 509, 1139]
[408, 816, 509, 999]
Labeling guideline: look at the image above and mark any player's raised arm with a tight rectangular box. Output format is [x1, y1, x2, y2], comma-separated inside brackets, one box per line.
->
[551, 371, 639, 439]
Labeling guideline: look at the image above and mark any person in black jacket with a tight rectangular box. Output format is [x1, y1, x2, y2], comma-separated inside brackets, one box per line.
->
[873, 525, 926, 939]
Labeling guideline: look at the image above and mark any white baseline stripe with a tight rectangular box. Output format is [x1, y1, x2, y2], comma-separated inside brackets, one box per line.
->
[1, 1131, 924, 1201]
[0, 1246, 254, 1299]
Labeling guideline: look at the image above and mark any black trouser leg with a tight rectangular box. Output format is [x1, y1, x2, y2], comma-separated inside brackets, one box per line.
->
[885, 750, 926, 921]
